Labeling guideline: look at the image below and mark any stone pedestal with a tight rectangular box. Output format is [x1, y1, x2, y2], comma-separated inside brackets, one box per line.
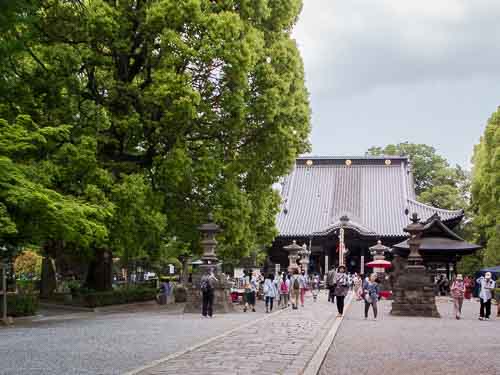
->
[391, 265, 440, 317]
[184, 263, 234, 313]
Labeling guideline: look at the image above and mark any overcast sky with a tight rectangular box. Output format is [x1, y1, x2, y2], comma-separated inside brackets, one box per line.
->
[293, 0, 500, 167]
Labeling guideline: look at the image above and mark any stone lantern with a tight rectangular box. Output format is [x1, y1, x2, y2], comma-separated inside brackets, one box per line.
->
[298, 243, 311, 276]
[391, 213, 439, 317]
[284, 240, 302, 273]
[184, 214, 234, 313]
[368, 240, 390, 274]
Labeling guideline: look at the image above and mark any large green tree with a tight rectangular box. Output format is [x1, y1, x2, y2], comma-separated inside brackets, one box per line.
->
[1, 1, 310, 272]
[0, 115, 111, 258]
[471, 107, 500, 267]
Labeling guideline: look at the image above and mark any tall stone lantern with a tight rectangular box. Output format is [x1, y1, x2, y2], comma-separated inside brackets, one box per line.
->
[391, 213, 439, 317]
[184, 214, 234, 313]
[298, 244, 311, 275]
[284, 240, 302, 273]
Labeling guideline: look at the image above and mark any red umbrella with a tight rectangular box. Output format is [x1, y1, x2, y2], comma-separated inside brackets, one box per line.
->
[366, 260, 391, 269]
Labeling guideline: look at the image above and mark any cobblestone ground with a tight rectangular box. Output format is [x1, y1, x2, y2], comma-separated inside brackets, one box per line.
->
[320, 298, 500, 375]
[136, 292, 338, 375]
[0, 303, 267, 375]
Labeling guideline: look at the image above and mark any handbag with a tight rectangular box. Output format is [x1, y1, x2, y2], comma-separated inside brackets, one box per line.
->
[364, 293, 372, 303]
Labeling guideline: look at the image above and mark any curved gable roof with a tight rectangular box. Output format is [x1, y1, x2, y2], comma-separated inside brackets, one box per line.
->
[276, 157, 464, 238]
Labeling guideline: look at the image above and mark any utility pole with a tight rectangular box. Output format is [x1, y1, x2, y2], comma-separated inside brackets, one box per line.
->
[1, 245, 11, 325]
[2, 262, 6, 324]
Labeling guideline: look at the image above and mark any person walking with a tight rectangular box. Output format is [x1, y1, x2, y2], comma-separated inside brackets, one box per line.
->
[311, 273, 320, 302]
[299, 270, 308, 307]
[264, 274, 279, 313]
[243, 270, 257, 312]
[353, 273, 362, 301]
[363, 273, 379, 320]
[278, 273, 290, 308]
[290, 269, 301, 309]
[464, 275, 473, 300]
[450, 274, 466, 320]
[326, 267, 336, 303]
[200, 269, 218, 318]
[477, 272, 495, 320]
[334, 265, 349, 317]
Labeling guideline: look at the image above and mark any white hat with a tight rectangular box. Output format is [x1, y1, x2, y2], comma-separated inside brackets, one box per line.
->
[456, 274, 463, 280]
[485, 272, 492, 279]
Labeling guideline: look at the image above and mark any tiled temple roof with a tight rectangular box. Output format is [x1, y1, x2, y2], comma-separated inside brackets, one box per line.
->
[276, 156, 464, 238]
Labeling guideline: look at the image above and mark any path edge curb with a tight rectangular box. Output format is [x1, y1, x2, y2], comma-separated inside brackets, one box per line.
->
[302, 294, 353, 375]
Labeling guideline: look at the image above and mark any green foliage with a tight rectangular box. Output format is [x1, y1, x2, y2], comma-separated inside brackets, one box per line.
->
[109, 174, 166, 270]
[366, 142, 468, 210]
[79, 286, 157, 308]
[0, 294, 39, 317]
[471, 107, 500, 267]
[457, 251, 484, 276]
[0, 0, 310, 271]
[0, 116, 111, 255]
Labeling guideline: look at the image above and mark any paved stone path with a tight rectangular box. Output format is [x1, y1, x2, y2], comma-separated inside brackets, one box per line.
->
[0, 304, 266, 375]
[133, 292, 339, 375]
[319, 298, 500, 375]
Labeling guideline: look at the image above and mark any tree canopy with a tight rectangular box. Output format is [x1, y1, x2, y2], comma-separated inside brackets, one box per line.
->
[0, 1, 310, 272]
[471, 107, 500, 267]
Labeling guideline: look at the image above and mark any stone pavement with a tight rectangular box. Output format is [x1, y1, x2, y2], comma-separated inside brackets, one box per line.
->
[132, 292, 340, 375]
[0, 303, 267, 375]
[319, 297, 500, 375]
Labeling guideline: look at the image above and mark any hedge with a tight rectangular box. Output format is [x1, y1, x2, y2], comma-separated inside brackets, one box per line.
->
[79, 286, 157, 308]
[0, 294, 39, 317]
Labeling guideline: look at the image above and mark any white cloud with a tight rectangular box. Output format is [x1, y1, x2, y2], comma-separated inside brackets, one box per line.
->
[292, 1, 500, 166]
[294, 0, 500, 97]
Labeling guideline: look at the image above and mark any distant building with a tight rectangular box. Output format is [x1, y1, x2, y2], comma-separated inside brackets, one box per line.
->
[269, 156, 464, 274]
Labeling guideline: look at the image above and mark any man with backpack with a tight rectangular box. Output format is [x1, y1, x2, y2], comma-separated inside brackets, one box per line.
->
[200, 268, 218, 318]
[290, 268, 301, 309]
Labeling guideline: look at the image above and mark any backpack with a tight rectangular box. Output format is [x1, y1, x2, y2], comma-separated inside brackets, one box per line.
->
[201, 278, 212, 292]
[280, 281, 288, 293]
[293, 277, 300, 290]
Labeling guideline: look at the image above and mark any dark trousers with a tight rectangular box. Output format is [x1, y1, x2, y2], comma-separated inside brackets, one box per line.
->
[202, 291, 214, 317]
[480, 298, 492, 318]
[328, 287, 336, 303]
[336, 295, 345, 314]
[265, 296, 274, 311]
[364, 300, 378, 318]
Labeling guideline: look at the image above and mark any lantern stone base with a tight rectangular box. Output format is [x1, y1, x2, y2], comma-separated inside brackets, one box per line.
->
[391, 265, 440, 318]
[183, 264, 234, 314]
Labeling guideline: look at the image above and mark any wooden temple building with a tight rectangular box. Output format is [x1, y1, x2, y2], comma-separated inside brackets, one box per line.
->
[268, 156, 467, 275]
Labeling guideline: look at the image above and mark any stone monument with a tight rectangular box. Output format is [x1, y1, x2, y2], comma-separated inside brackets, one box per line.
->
[184, 214, 234, 313]
[368, 240, 391, 292]
[298, 244, 311, 275]
[284, 240, 302, 273]
[391, 213, 440, 317]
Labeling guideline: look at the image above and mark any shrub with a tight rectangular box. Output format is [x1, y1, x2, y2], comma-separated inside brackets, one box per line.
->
[14, 250, 42, 279]
[80, 286, 156, 308]
[0, 294, 39, 317]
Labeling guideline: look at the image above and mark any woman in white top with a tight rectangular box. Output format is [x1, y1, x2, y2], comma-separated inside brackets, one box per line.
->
[264, 274, 279, 313]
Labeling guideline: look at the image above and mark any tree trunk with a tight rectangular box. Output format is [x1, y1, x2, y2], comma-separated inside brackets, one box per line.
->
[40, 257, 57, 298]
[85, 249, 113, 291]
